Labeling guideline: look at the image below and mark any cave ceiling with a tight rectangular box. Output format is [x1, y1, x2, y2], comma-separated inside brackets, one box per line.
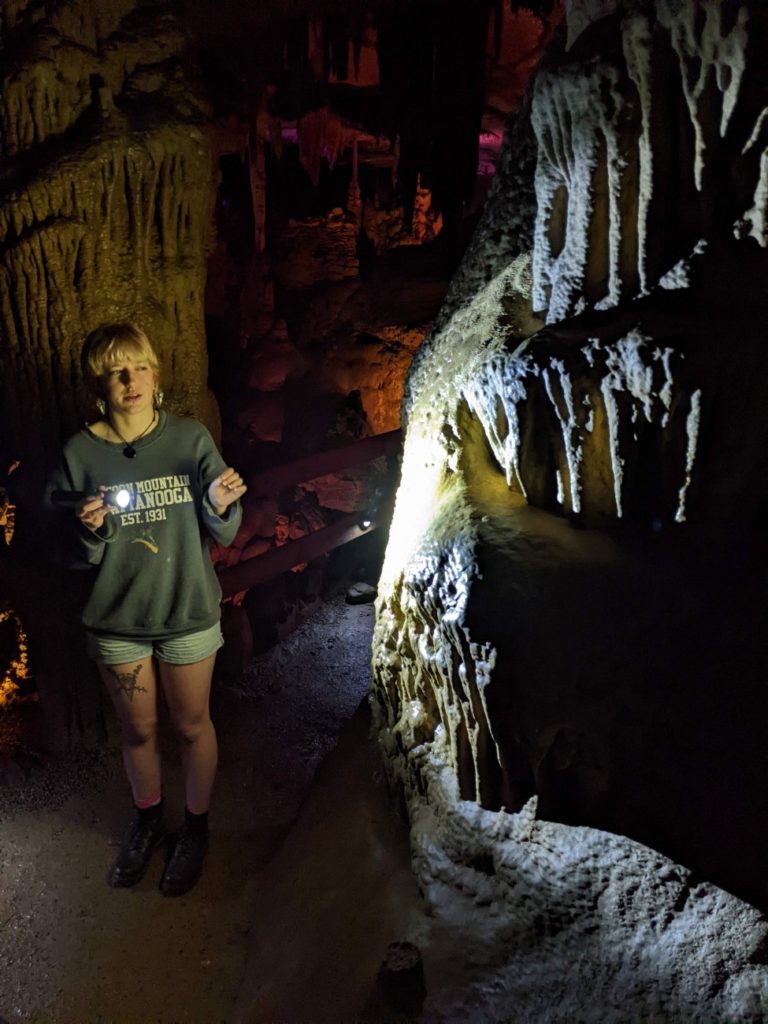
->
[184, 0, 563, 225]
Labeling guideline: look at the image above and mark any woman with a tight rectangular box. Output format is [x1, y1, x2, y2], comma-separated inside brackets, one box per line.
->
[50, 322, 246, 896]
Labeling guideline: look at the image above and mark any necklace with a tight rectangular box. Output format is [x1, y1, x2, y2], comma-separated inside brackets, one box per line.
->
[108, 412, 157, 458]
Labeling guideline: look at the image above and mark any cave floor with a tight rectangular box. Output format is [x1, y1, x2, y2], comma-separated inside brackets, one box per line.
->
[0, 597, 426, 1023]
[2, 595, 766, 1023]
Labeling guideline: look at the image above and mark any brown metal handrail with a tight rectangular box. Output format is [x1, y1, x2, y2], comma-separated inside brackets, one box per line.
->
[217, 429, 402, 596]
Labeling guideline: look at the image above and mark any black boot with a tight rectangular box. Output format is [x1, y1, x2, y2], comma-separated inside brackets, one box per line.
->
[160, 811, 209, 897]
[110, 804, 166, 888]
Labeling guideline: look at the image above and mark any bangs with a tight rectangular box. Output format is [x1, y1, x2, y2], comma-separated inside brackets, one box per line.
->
[84, 324, 160, 380]
[93, 339, 157, 376]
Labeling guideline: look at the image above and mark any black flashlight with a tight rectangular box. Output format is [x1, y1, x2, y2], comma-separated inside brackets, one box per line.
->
[51, 489, 132, 509]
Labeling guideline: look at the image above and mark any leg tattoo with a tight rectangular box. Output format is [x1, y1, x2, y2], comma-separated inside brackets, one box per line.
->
[108, 663, 147, 702]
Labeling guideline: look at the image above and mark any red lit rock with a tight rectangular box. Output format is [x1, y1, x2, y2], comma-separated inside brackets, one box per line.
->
[237, 394, 285, 443]
[247, 331, 304, 392]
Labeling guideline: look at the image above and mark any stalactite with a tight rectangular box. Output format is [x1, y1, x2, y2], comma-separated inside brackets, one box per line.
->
[295, 106, 347, 187]
[530, 0, 766, 325]
[657, 0, 749, 192]
[371, 0, 768, 924]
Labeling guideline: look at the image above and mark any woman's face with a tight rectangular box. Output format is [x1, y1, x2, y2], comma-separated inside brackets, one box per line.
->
[101, 355, 158, 418]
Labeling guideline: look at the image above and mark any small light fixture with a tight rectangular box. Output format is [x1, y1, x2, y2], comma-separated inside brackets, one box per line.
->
[359, 485, 388, 531]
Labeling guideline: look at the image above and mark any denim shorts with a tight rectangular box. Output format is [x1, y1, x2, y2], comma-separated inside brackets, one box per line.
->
[87, 622, 224, 666]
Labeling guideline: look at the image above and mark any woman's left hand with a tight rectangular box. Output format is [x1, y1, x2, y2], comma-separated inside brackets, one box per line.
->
[208, 468, 247, 515]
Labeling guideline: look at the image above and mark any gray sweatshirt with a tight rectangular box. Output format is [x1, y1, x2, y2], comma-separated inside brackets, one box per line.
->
[48, 411, 242, 639]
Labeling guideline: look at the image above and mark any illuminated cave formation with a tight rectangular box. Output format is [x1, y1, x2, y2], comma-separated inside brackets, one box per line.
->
[372, 0, 768, 921]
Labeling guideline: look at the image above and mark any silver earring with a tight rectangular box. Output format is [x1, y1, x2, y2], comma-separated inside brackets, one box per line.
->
[153, 389, 164, 409]
[96, 398, 106, 416]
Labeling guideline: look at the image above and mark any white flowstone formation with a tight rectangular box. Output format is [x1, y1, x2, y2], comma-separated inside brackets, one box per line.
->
[372, 2, 768, 1014]
[414, 769, 768, 1022]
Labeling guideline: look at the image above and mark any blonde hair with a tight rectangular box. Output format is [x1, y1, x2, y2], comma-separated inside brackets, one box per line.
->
[82, 323, 160, 385]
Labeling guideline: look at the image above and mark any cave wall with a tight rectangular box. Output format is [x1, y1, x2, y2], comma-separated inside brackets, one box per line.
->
[0, 0, 217, 482]
[372, 0, 768, 910]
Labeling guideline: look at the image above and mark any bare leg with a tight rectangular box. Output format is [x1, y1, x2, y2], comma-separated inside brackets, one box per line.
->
[99, 657, 161, 804]
[157, 654, 217, 814]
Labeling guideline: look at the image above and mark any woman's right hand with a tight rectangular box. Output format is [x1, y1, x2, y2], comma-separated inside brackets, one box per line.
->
[76, 487, 111, 531]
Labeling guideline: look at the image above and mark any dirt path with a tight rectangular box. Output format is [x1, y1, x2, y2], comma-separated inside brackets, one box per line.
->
[0, 598, 408, 1023]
